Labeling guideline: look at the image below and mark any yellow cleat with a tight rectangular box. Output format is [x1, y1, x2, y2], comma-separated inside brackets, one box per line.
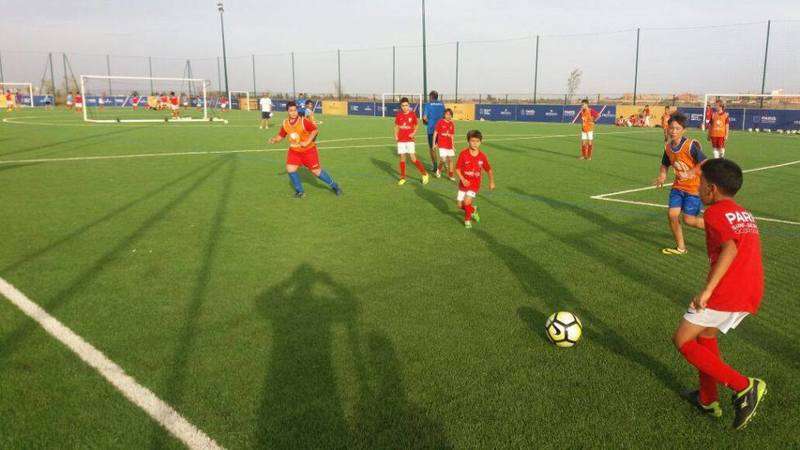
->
[422, 174, 430, 185]
[397, 178, 407, 186]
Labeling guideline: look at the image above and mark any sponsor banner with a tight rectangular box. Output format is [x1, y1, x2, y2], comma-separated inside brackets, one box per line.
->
[475, 104, 517, 121]
[445, 102, 475, 121]
[322, 100, 348, 116]
[348, 101, 378, 116]
[744, 109, 800, 130]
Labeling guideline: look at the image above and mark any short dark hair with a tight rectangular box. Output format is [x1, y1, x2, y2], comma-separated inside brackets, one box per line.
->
[702, 158, 743, 196]
[466, 130, 483, 141]
[286, 101, 297, 110]
[305, 100, 313, 106]
[444, 108, 453, 116]
[400, 97, 409, 104]
[581, 99, 589, 104]
[429, 90, 438, 100]
[667, 112, 688, 128]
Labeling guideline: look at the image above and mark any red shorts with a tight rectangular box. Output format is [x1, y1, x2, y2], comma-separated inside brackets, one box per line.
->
[710, 136, 726, 148]
[286, 147, 320, 170]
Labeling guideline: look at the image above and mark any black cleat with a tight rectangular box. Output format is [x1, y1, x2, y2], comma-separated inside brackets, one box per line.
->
[682, 390, 722, 418]
[294, 191, 306, 199]
[732, 378, 767, 430]
[333, 185, 342, 196]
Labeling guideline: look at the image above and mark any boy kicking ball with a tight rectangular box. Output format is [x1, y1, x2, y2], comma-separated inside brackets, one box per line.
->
[672, 158, 766, 430]
[456, 130, 495, 229]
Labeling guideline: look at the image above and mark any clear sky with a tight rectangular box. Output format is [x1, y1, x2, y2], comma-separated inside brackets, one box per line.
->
[2, 0, 799, 97]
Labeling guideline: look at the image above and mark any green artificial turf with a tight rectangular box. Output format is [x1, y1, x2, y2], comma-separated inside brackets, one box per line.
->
[1, 108, 798, 448]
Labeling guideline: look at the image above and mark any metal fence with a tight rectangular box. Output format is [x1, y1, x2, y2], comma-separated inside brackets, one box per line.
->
[1, 19, 798, 105]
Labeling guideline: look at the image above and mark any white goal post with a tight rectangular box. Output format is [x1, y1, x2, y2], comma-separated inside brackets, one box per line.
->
[702, 93, 800, 131]
[0, 82, 34, 107]
[79, 75, 226, 123]
[381, 93, 423, 118]
[228, 90, 250, 110]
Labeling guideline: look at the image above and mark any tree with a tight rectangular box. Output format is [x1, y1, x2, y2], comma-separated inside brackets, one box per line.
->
[566, 68, 583, 102]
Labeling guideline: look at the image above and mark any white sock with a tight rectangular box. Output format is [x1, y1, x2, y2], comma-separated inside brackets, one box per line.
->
[713, 149, 720, 158]
[720, 148, 725, 158]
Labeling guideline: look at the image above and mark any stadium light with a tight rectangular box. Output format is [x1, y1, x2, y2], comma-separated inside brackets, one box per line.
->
[217, 0, 230, 96]
[421, 0, 428, 101]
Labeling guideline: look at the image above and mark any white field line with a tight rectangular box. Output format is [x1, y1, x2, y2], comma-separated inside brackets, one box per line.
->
[0, 130, 646, 165]
[0, 277, 223, 450]
[591, 159, 800, 226]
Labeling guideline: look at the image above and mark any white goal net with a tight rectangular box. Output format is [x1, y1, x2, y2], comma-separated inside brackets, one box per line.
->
[381, 93, 423, 118]
[702, 93, 800, 133]
[80, 75, 224, 123]
[0, 82, 34, 107]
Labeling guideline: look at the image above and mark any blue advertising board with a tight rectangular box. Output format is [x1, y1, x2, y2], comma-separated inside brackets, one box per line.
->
[744, 109, 800, 131]
[475, 104, 517, 121]
[348, 101, 377, 116]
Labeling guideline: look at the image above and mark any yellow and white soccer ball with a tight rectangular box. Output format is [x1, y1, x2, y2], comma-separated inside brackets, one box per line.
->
[545, 311, 583, 348]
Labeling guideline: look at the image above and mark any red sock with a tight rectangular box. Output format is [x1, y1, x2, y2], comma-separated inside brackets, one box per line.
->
[448, 170, 454, 178]
[580, 144, 586, 157]
[589, 143, 594, 157]
[464, 204, 474, 221]
[697, 336, 720, 404]
[413, 159, 427, 175]
[679, 340, 749, 393]
[399, 161, 406, 178]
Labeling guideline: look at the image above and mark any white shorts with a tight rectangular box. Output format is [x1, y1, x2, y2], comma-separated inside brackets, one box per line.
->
[456, 190, 477, 202]
[66, 102, 73, 106]
[683, 307, 749, 334]
[171, 104, 179, 111]
[98, 100, 105, 105]
[438, 148, 455, 158]
[581, 131, 594, 141]
[220, 104, 228, 109]
[75, 103, 83, 108]
[397, 142, 416, 155]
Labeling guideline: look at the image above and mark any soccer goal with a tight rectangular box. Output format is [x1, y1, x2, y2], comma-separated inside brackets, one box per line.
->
[0, 82, 34, 107]
[381, 93, 423, 118]
[80, 75, 225, 123]
[702, 93, 800, 132]
[229, 90, 250, 110]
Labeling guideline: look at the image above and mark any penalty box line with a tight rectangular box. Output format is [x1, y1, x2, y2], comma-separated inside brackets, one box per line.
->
[0, 129, 647, 166]
[0, 277, 224, 450]
[590, 159, 800, 226]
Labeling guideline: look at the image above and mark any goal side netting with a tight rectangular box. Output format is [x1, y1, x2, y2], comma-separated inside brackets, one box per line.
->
[702, 93, 800, 133]
[0, 82, 34, 107]
[80, 75, 225, 123]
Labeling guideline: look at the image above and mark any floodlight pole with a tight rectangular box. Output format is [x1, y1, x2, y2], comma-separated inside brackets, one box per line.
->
[633, 27, 640, 106]
[0, 51, 4, 84]
[421, 0, 428, 100]
[217, 1, 230, 96]
[454, 41, 460, 102]
[106, 54, 112, 95]
[337, 49, 342, 100]
[251, 54, 257, 96]
[392, 46, 396, 99]
[533, 35, 539, 104]
[62, 53, 69, 94]
[291, 52, 296, 99]
[759, 20, 771, 108]
[148, 56, 154, 94]
[48, 52, 56, 96]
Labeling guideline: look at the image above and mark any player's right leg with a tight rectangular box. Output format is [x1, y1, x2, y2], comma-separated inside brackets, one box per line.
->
[662, 193, 687, 254]
[285, 154, 305, 197]
[406, 146, 429, 185]
[397, 150, 408, 185]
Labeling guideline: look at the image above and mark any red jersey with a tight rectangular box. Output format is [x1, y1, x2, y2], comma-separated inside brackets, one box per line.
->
[278, 117, 318, 152]
[170, 96, 179, 106]
[160, 95, 168, 103]
[395, 110, 418, 142]
[456, 148, 492, 192]
[435, 119, 455, 149]
[5, 92, 11, 101]
[580, 108, 599, 132]
[132, 96, 140, 104]
[75, 95, 83, 103]
[703, 199, 763, 313]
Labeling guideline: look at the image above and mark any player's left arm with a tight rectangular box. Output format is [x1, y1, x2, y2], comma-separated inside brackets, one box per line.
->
[300, 119, 319, 147]
[693, 239, 738, 309]
[486, 168, 496, 190]
[690, 142, 707, 177]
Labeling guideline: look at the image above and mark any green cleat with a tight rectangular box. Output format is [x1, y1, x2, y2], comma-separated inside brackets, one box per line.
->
[422, 173, 430, 185]
[732, 378, 767, 430]
[397, 178, 407, 186]
[472, 208, 480, 223]
[683, 390, 722, 418]
[464, 221, 472, 229]
[661, 247, 687, 255]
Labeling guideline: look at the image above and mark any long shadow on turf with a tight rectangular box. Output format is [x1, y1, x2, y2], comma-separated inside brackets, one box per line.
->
[0, 125, 148, 158]
[150, 156, 237, 449]
[473, 228, 684, 395]
[0, 157, 225, 275]
[370, 157, 460, 222]
[254, 264, 450, 448]
[0, 157, 229, 361]
[0, 162, 41, 172]
[499, 188, 800, 371]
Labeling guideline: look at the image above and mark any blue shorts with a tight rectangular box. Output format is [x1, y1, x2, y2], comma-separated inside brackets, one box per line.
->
[668, 189, 702, 216]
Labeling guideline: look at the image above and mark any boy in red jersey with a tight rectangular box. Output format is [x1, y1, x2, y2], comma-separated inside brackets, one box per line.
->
[269, 101, 341, 198]
[578, 99, 599, 160]
[433, 108, 456, 180]
[4, 90, 15, 112]
[672, 158, 766, 430]
[74, 92, 83, 113]
[655, 112, 706, 255]
[707, 101, 730, 159]
[394, 97, 429, 186]
[456, 130, 495, 229]
[131, 92, 140, 111]
[661, 106, 673, 142]
[169, 91, 180, 119]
